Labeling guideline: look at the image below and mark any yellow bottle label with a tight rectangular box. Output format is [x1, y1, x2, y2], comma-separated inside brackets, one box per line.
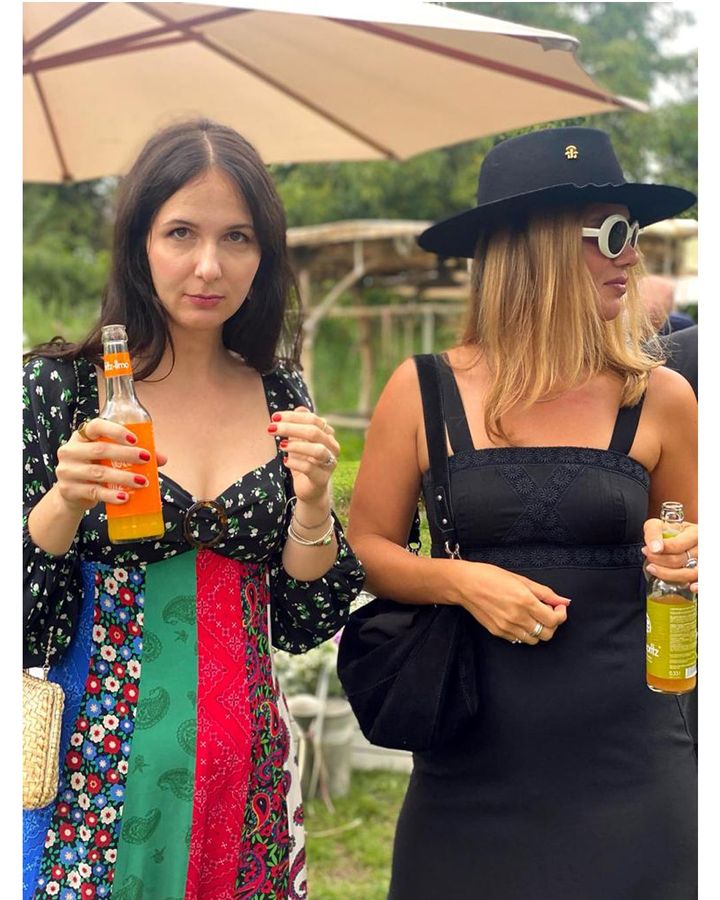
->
[646, 596, 697, 680]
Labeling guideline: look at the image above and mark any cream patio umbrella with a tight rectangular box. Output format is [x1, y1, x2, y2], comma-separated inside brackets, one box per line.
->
[23, 0, 645, 183]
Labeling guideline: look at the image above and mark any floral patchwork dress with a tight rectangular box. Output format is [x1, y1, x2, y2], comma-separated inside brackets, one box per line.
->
[23, 356, 365, 900]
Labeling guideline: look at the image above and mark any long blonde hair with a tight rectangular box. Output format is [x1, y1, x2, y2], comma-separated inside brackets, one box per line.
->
[461, 205, 663, 443]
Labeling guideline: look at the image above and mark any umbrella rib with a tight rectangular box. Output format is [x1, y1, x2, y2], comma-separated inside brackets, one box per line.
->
[333, 18, 631, 109]
[135, 2, 400, 160]
[24, 35, 195, 75]
[23, 8, 246, 73]
[29, 69, 72, 182]
[24, 3, 106, 58]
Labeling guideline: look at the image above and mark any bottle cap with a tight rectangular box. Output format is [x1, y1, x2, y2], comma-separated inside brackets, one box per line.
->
[101, 324, 128, 343]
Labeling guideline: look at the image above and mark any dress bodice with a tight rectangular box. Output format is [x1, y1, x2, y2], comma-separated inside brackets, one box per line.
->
[422, 357, 649, 568]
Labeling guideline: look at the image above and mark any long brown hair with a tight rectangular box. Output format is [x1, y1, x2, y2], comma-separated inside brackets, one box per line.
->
[461, 205, 663, 443]
[28, 119, 302, 377]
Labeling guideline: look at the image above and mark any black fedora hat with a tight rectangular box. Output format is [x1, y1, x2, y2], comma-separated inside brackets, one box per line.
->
[417, 127, 697, 259]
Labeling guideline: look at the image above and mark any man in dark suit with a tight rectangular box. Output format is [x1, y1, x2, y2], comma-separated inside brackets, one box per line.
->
[661, 324, 698, 397]
[660, 323, 698, 752]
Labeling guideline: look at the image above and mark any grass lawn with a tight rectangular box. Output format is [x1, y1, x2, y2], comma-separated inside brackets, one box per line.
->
[304, 769, 410, 899]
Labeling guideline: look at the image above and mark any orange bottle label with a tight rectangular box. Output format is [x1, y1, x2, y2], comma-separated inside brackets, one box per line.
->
[103, 351, 133, 378]
[102, 421, 163, 520]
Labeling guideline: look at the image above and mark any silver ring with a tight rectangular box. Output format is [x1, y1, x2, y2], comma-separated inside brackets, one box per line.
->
[77, 421, 92, 441]
[511, 638, 521, 645]
[322, 452, 336, 468]
[685, 555, 698, 570]
[530, 621, 543, 638]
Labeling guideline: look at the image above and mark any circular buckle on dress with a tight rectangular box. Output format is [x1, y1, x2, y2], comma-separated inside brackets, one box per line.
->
[182, 499, 229, 549]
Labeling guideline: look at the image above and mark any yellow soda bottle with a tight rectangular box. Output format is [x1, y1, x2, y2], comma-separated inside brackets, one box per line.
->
[646, 501, 697, 694]
[99, 324, 165, 543]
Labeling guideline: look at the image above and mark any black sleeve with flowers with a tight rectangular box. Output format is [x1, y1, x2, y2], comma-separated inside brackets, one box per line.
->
[23, 356, 84, 667]
[265, 364, 365, 655]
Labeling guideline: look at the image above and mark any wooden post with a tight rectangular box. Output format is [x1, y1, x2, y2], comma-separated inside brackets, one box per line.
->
[403, 314, 415, 358]
[380, 308, 393, 367]
[357, 314, 373, 417]
[422, 307, 435, 353]
[298, 266, 314, 394]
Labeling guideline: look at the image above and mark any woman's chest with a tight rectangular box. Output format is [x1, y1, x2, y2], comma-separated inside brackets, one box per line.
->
[139, 386, 278, 502]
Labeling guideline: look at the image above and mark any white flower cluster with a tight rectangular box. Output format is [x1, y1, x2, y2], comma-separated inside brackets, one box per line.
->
[273, 590, 375, 698]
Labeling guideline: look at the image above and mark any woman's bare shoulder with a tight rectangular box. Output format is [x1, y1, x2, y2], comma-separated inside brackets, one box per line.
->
[374, 356, 421, 417]
[645, 364, 697, 410]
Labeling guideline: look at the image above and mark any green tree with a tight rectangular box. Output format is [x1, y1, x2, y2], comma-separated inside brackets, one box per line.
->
[23, 180, 116, 347]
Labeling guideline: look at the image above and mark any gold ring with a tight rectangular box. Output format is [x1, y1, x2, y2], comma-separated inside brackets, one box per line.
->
[77, 421, 92, 441]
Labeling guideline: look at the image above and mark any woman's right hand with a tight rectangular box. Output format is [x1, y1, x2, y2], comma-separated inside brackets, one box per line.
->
[54, 418, 167, 514]
[450, 560, 571, 645]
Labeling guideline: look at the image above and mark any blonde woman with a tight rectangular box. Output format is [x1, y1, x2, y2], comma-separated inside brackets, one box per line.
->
[347, 128, 697, 900]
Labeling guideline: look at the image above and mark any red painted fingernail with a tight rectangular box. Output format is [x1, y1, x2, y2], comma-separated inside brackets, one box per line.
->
[125, 433, 137, 445]
[279, 439, 289, 448]
[282, 457, 289, 465]
[267, 424, 277, 433]
[272, 413, 282, 422]
[116, 492, 128, 501]
[133, 475, 147, 486]
[139, 450, 151, 461]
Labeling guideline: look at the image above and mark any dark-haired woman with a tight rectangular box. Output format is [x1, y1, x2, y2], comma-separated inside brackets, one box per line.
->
[23, 119, 364, 900]
[348, 127, 697, 899]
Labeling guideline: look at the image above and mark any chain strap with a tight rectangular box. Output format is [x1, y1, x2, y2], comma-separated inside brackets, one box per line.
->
[41, 626, 56, 678]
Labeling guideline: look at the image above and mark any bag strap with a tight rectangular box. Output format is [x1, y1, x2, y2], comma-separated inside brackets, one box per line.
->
[414, 354, 461, 559]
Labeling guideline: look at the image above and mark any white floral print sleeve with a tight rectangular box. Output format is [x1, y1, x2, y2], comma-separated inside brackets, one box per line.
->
[23, 357, 85, 665]
[264, 364, 365, 654]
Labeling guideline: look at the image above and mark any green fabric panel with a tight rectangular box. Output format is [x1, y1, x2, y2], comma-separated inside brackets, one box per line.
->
[114, 551, 198, 899]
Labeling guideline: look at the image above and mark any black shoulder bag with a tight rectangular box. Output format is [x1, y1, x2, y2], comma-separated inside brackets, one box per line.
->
[337, 354, 479, 752]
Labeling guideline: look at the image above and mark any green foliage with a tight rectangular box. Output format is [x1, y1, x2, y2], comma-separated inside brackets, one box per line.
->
[305, 770, 409, 900]
[23, 180, 114, 348]
[331, 460, 360, 528]
[271, 139, 487, 226]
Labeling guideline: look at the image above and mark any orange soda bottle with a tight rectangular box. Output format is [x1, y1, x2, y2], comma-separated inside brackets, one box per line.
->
[100, 324, 165, 543]
[646, 501, 697, 694]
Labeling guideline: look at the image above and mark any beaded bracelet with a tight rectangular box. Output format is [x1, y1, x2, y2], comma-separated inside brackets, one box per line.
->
[287, 519, 335, 547]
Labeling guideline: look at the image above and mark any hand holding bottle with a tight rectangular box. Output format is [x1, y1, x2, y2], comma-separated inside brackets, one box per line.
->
[646, 502, 697, 695]
[55, 418, 168, 514]
[642, 518, 698, 593]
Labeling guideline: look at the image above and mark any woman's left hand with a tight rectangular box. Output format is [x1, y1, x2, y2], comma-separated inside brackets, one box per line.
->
[268, 406, 340, 506]
[642, 519, 698, 593]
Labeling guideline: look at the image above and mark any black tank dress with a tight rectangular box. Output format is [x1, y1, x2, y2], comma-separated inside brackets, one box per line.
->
[389, 358, 697, 900]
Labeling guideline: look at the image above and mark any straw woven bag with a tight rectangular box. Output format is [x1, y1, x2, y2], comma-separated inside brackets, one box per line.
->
[22, 629, 64, 810]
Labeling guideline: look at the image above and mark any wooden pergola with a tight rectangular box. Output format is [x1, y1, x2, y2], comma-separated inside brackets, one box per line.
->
[286, 220, 469, 425]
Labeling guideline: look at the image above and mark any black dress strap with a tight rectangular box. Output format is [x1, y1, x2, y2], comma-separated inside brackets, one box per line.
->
[608, 395, 646, 455]
[436, 354, 475, 453]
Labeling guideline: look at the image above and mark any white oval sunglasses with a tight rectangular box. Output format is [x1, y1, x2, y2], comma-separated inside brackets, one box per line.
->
[581, 214, 640, 259]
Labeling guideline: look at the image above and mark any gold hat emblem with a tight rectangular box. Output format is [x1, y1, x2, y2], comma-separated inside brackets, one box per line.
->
[565, 144, 579, 160]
